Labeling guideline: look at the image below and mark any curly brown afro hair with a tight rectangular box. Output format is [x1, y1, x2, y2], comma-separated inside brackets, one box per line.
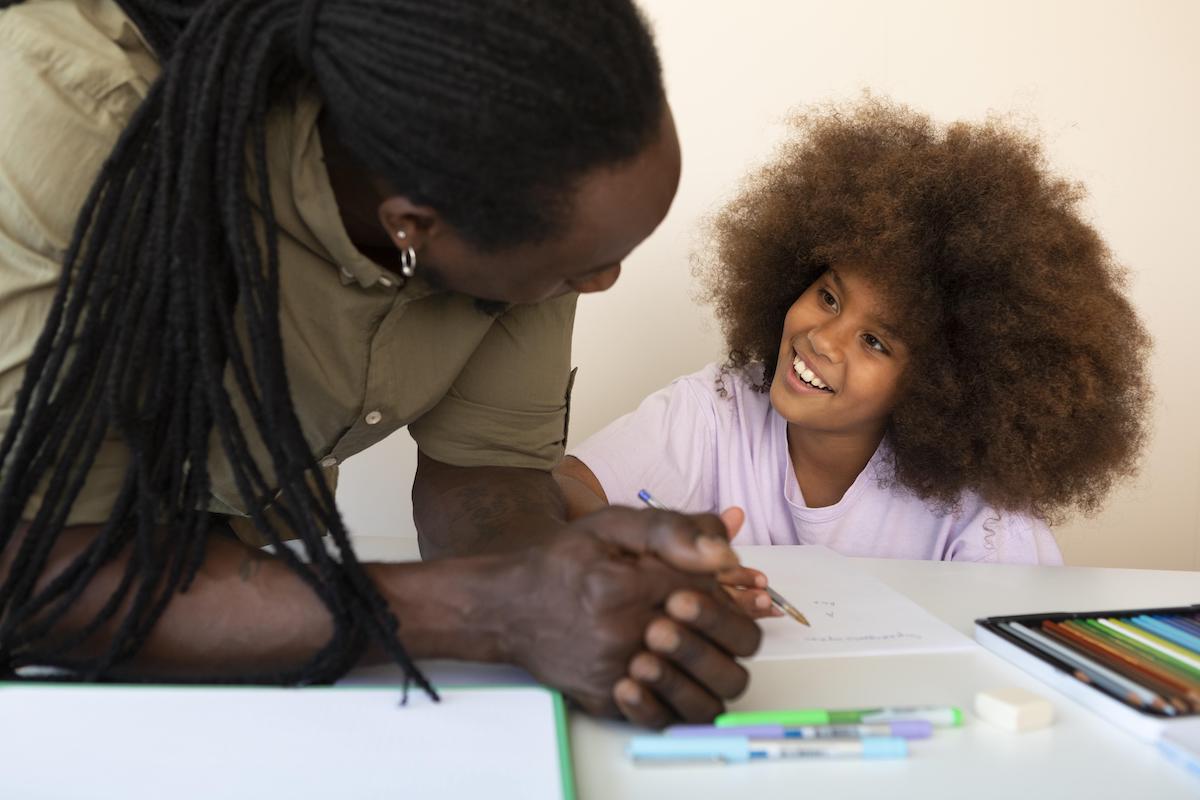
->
[697, 96, 1150, 523]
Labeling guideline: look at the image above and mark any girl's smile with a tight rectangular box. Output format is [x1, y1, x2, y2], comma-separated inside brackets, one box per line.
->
[785, 353, 835, 393]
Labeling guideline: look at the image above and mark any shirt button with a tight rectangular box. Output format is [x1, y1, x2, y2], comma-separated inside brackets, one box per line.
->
[319, 456, 338, 468]
[378, 277, 394, 288]
[364, 410, 383, 425]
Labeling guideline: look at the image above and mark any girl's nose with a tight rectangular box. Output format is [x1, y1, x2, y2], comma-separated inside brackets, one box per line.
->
[569, 264, 622, 294]
[807, 323, 844, 363]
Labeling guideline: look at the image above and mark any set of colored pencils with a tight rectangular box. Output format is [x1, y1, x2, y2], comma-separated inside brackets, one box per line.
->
[998, 609, 1200, 717]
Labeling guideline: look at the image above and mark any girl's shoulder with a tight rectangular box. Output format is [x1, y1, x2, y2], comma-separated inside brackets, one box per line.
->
[671, 361, 775, 425]
[683, 361, 771, 402]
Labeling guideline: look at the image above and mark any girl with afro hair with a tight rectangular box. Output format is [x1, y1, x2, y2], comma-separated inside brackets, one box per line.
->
[556, 96, 1150, 611]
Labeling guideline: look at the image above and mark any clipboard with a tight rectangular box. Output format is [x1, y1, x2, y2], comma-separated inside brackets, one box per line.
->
[0, 682, 575, 799]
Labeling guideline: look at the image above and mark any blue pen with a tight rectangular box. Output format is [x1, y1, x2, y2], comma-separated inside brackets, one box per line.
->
[628, 735, 908, 764]
[666, 720, 933, 740]
[636, 488, 810, 626]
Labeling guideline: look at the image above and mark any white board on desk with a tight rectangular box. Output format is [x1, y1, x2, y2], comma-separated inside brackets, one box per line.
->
[737, 545, 976, 660]
[0, 683, 572, 800]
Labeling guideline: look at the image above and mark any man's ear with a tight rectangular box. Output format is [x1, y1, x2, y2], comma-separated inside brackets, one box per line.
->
[377, 196, 441, 252]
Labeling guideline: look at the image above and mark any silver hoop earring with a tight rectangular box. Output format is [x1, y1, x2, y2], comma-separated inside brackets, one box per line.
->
[396, 231, 417, 279]
[399, 246, 417, 278]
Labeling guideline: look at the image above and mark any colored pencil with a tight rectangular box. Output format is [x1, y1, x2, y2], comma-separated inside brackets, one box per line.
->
[1097, 618, 1200, 672]
[1001, 623, 1176, 715]
[1158, 614, 1200, 639]
[1161, 614, 1200, 638]
[1133, 615, 1200, 652]
[1076, 619, 1200, 687]
[1046, 621, 1197, 713]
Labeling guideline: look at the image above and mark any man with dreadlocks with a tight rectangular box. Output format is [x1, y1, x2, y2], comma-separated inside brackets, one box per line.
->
[0, 0, 761, 727]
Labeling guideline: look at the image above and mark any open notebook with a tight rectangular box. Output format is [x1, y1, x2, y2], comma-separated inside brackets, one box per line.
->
[0, 683, 574, 800]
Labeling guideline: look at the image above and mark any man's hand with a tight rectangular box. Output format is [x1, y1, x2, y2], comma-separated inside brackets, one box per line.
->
[486, 506, 761, 726]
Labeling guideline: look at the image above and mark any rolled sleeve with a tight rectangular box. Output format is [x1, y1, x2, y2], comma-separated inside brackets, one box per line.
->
[408, 292, 578, 470]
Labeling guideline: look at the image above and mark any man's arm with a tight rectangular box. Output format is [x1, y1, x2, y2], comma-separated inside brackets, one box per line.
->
[553, 455, 609, 520]
[412, 450, 571, 558]
[2, 521, 514, 677]
[4, 509, 760, 725]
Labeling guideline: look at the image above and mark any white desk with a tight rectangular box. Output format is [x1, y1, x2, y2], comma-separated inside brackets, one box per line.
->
[351, 537, 1200, 799]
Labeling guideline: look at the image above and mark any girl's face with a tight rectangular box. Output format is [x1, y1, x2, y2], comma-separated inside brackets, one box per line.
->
[769, 265, 910, 442]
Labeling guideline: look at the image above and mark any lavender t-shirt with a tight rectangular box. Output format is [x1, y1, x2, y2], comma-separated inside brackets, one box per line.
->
[571, 363, 1062, 565]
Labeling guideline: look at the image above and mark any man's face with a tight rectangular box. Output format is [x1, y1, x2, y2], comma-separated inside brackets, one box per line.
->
[415, 107, 682, 305]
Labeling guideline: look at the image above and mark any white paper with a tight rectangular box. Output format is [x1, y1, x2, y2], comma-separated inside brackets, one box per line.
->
[0, 684, 567, 800]
[738, 545, 977, 660]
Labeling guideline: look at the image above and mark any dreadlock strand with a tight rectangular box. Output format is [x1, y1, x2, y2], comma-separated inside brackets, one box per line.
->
[2, 0, 665, 690]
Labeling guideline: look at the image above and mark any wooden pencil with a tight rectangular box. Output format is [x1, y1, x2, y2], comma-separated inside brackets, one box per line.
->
[1097, 618, 1200, 672]
[1001, 622, 1174, 715]
[1045, 620, 1198, 714]
[1078, 619, 1200, 685]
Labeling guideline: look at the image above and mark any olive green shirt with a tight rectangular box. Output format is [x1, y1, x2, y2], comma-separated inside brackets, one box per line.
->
[0, 0, 578, 541]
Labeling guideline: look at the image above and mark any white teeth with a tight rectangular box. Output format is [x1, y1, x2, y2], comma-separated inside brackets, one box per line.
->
[792, 356, 831, 391]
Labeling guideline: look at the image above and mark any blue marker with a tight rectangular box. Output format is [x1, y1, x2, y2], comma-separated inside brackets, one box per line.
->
[628, 735, 908, 764]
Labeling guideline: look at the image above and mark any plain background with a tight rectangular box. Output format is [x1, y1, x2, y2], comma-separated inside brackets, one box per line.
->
[339, 0, 1200, 571]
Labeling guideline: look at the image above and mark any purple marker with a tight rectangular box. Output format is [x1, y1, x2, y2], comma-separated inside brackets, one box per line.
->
[666, 720, 933, 740]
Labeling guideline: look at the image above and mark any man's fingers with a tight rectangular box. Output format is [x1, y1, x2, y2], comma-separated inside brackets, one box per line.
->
[723, 585, 777, 618]
[628, 650, 724, 723]
[613, 677, 675, 729]
[584, 506, 739, 574]
[645, 615, 753, 700]
[718, 565, 766, 589]
[664, 589, 762, 659]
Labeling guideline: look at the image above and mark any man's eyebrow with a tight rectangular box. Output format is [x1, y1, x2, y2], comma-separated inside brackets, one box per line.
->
[827, 268, 902, 342]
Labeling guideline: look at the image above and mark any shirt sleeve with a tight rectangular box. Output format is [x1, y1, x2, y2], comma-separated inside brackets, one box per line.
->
[943, 507, 1064, 565]
[569, 371, 720, 513]
[407, 292, 579, 471]
[0, 3, 150, 526]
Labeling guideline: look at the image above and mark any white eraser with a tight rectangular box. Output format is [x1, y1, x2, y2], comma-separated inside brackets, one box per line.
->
[974, 687, 1055, 732]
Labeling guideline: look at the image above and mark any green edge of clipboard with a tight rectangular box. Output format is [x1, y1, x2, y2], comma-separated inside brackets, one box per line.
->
[427, 683, 575, 800]
[0, 680, 577, 800]
[438, 683, 576, 800]
[550, 689, 576, 800]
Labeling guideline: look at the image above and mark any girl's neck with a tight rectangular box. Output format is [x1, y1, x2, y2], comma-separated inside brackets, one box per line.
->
[785, 423, 887, 508]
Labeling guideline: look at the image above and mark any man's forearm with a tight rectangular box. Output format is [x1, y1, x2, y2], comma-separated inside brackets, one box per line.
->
[412, 452, 567, 559]
[4, 523, 515, 678]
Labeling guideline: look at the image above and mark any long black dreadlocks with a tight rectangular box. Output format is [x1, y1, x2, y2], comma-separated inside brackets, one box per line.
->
[0, 0, 664, 689]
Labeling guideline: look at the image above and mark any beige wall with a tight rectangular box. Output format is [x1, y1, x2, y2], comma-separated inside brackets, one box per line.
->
[339, 0, 1200, 570]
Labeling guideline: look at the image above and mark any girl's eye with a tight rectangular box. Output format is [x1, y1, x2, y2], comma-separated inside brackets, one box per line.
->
[863, 333, 888, 354]
[818, 289, 838, 309]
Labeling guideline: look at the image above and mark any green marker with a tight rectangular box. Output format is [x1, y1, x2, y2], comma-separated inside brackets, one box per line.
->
[717, 705, 963, 729]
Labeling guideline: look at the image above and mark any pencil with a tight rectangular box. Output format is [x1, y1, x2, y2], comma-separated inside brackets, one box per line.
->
[636, 489, 810, 626]
[1002, 622, 1177, 715]
[765, 586, 811, 627]
[1044, 621, 1197, 714]
[1077, 619, 1200, 685]
[1097, 618, 1200, 672]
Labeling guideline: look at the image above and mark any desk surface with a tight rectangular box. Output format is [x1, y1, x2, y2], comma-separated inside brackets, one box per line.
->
[351, 537, 1200, 800]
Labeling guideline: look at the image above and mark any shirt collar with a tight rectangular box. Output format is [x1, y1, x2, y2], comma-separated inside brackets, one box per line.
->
[288, 91, 439, 301]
